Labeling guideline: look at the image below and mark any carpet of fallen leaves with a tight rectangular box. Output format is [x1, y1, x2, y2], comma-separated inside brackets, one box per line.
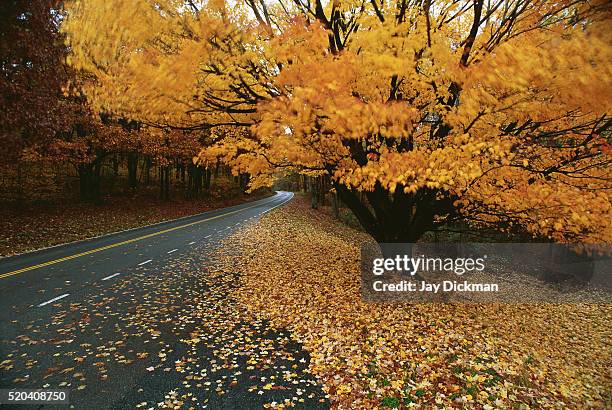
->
[229, 197, 611, 409]
[0, 191, 270, 257]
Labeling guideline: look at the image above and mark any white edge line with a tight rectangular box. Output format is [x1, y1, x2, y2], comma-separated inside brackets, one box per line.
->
[37, 293, 69, 307]
[138, 259, 153, 266]
[261, 193, 294, 215]
[188, 241, 196, 245]
[167, 249, 178, 254]
[102, 272, 121, 281]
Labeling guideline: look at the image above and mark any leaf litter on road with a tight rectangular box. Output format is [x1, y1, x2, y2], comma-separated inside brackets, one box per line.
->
[1, 222, 328, 409]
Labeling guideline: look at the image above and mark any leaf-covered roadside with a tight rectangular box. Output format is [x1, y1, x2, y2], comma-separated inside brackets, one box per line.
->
[230, 197, 611, 409]
[0, 192, 270, 258]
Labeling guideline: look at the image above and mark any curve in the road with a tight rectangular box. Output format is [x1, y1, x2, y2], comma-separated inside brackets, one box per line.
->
[0, 192, 292, 281]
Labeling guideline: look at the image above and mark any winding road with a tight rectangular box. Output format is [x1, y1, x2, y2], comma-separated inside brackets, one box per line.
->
[0, 191, 329, 409]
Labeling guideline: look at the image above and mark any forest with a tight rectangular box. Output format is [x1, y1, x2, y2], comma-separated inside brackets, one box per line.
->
[0, 0, 610, 409]
[2, 0, 610, 246]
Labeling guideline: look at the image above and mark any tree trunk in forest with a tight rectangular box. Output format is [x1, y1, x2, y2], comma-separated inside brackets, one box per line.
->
[78, 161, 102, 203]
[93, 161, 102, 202]
[159, 166, 171, 201]
[203, 168, 211, 191]
[112, 155, 119, 177]
[143, 157, 151, 185]
[331, 191, 340, 219]
[333, 181, 455, 243]
[164, 165, 170, 200]
[319, 176, 326, 205]
[16, 162, 24, 205]
[239, 173, 249, 192]
[127, 152, 138, 190]
[186, 165, 193, 198]
[309, 177, 319, 209]
[186, 164, 204, 199]
[195, 166, 203, 196]
[78, 164, 89, 201]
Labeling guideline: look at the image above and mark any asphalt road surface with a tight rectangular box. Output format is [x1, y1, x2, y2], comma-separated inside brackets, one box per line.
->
[0, 191, 329, 409]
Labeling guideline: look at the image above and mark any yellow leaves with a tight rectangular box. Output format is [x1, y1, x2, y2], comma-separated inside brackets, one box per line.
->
[390, 379, 404, 390]
[334, 142, 491, 195]
[232, 198, 612, 408]
[335, 383, 352, 394]
[62, 0, 611, 244]
[465, 374, 487, 384]
[64, 0, 261, 126]
[271, 19, 329, 64]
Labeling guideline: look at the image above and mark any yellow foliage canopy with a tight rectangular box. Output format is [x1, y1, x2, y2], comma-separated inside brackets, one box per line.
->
[63, 0, 611, 242]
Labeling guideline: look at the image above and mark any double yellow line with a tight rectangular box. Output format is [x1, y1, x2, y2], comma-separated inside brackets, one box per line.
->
[0, 196, 279, 280]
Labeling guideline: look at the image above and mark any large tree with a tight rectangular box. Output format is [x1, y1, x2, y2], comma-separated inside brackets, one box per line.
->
[63, 0, 611, 243]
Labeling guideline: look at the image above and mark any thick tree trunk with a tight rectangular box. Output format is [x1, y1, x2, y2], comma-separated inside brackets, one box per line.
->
[186, 164, 196, 199]
[334, 181, 453, 243]
[159, 166, 167, 201]
[159, 166, 164, 200]
[186, 164, 206, 199]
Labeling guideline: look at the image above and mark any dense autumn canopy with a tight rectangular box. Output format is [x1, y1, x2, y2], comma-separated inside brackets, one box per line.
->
[62, 0, 611, 243]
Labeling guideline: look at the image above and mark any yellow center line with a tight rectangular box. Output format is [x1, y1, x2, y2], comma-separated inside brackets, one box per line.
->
[0, 196, 280, 280]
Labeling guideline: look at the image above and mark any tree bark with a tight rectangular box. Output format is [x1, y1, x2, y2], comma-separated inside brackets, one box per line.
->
[203, 167, 212, 191]
[143, 157, 151, 185]
[334, 182, 454, 243]
[164, 165, 170, 200]
[309, 177, 319, 209]
[239, 173, 249, 192]
[127, 152, 138, 190]
[78, 161, 102, 203]
[331, 191, 340, 218]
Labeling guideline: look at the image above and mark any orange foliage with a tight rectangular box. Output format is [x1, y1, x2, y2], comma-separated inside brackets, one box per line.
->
[63, 0, 611, 242]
